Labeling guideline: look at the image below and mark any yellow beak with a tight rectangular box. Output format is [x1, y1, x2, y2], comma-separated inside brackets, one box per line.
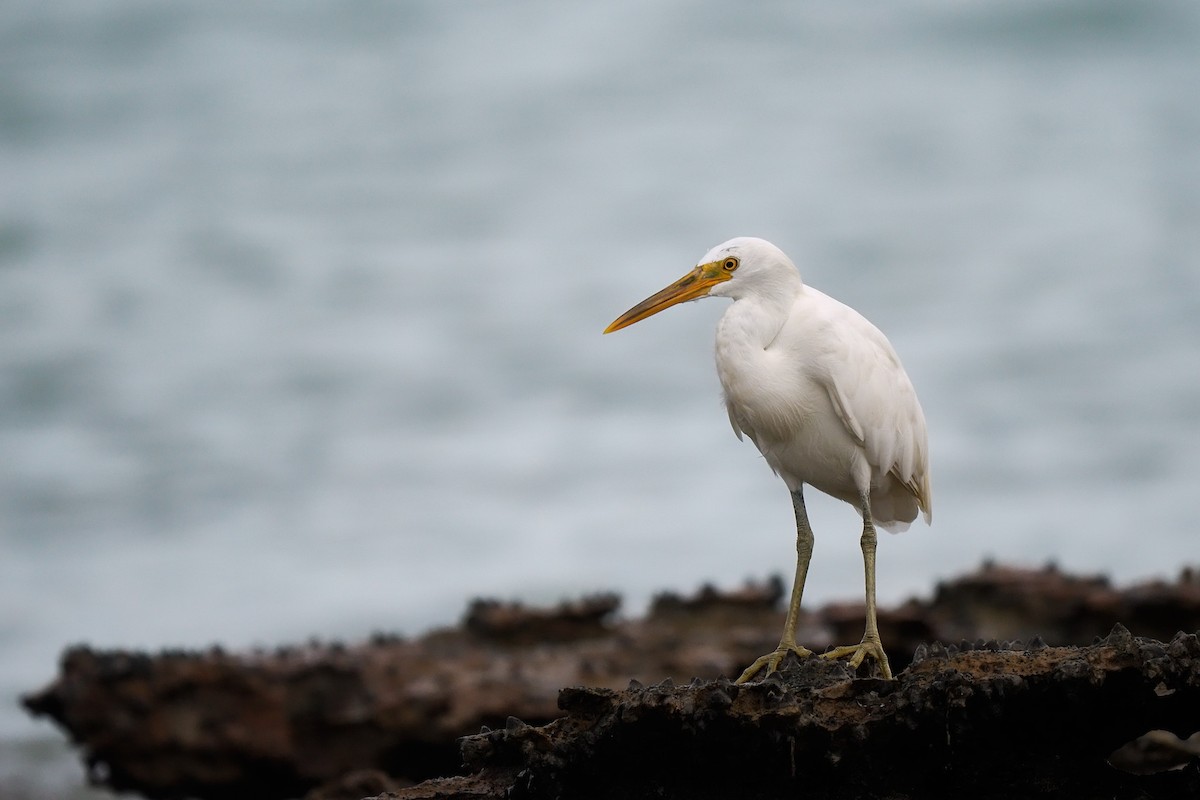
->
[603, 262, 732, 334]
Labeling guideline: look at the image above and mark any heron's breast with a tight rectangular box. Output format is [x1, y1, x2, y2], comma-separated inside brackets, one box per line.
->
[717, 348, 822, 441]
[716, 347, 863, 489]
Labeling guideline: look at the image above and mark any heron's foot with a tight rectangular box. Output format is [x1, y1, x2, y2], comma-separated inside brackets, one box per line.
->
[734, 642, 814, 684]
[820, 636, 893, 679]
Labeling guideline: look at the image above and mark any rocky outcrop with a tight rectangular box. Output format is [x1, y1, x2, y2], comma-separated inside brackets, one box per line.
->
[432, 626, 1200, 799]
[21, 563, 1200, 799]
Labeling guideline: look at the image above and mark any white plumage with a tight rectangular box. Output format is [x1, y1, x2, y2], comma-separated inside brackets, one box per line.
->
[605, 237, 931, 681]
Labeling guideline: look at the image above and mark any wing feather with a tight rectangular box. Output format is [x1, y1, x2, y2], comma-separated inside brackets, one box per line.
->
[816, 304, 932, 524]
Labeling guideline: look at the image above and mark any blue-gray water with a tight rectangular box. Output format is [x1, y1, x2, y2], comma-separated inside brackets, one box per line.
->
[3, 1, 1199, 792]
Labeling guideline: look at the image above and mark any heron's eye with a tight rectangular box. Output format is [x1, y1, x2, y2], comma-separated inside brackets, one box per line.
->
[723, 258, 739, 272]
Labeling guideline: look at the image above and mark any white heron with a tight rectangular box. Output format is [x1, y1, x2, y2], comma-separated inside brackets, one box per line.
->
[604, 237, 931, 682]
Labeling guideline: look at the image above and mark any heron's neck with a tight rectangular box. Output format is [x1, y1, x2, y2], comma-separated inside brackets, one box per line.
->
[716, 281, 802, 353]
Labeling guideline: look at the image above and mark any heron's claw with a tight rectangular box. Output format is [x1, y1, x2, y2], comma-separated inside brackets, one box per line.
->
[820, 636, 893, 679]
[734, 642, 814, 684]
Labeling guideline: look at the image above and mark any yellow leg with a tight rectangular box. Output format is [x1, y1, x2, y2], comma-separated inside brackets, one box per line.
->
[820, 497, 893, 679]
[735, 489, 816, 683]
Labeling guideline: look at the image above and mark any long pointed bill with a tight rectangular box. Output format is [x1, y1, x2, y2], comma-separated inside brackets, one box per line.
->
[603, 263, 732, 334]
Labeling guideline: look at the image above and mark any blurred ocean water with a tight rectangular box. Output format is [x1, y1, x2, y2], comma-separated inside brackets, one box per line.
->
[2, 0, 1199, 790]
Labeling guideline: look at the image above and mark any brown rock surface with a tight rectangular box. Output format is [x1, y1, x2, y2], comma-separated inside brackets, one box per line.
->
[436, 626, 1200, 800]
[21, 563, 1200, 800]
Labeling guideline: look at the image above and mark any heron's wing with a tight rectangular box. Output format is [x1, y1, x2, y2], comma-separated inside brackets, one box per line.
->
[814, 308, 932, 522]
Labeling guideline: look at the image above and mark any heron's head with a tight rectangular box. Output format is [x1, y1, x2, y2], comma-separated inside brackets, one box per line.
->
[604, 237, 800, 333]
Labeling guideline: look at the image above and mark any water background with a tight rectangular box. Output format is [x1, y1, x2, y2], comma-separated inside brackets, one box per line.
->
[3, 1, 1199, 793]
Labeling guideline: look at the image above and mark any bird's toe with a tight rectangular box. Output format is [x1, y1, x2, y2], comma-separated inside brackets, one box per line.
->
[734, 643, 814, 684]
[820, 639, 893, 679]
